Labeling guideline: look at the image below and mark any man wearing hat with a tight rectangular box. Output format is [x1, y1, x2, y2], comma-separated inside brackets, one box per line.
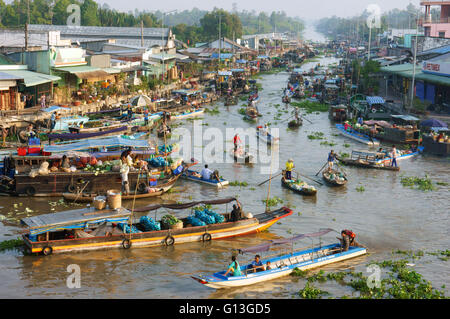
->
[285, 159, 294, 180]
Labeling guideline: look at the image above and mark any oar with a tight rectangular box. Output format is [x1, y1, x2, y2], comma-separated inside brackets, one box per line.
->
[296, 171, 324, 186]
[315, 162, 328, 176]
[258, 171, 282, 186]
[73, 181, 90, 203]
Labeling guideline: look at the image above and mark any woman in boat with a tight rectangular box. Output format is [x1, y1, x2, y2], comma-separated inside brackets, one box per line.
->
[120, 155, 130, 195]
[285, 159, 294, 180]
[224, 256, 242, 277]
[61, 155, 71, 172]
[390, 145, 398, 168]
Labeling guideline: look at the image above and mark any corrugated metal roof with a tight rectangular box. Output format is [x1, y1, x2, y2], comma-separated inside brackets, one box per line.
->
[381, 63, 450, 86]
[419, 44, 450, 56]
[366, 96, 385, 105]
[0, 71, 22, 81]
[1, 70, 60, 87]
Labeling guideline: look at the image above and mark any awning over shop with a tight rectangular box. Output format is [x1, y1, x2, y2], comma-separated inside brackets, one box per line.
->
[211, 53, 233, 60]
[366, 96, 385, 105]
[381, 64, 450, 87]
[102, 68, 121, 74]
[54, 65, 110, 79]
[0, 70, 60, 87]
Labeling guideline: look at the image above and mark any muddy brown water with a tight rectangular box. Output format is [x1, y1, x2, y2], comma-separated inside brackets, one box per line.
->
[0, 56, 449, 299]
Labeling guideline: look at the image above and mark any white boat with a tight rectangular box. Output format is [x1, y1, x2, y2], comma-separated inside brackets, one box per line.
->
[336, 124, 379, 147]
[171, 108, 204, 120]
[374, 146, 424, 165]
[181, 169, 229, 187]
[192, 229, 367, 289]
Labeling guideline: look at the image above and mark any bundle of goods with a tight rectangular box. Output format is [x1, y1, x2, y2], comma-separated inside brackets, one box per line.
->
[186, 215, 206, 227]
[159, 144, 173, 153]
[117, 222, 140, 233]
[326, 172, 345, 182]
[204, 208, 224, 223]
[29, 162, 50, 178]
[149, 156, 169, 168]
[194, 207, 215, 225]
[161, 214, 182, 229]
[140, 216, 161, 231]
[288, 180, 316, 191]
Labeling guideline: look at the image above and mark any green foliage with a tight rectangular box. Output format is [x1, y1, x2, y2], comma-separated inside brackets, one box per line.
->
[0, 238, 24, 252]
[290, 268, 309, 278]
[229, 181, 248, 187]
[200, 9, 242, 41]
[161, 214, 180, 226]
[298, 282, 329, 299]
[356, 186, 365, 192]
[291, 101, 328, 113]
[307, 132, 325, 140]
[262, 196, 283, 208]
[400, 175, 436, 191]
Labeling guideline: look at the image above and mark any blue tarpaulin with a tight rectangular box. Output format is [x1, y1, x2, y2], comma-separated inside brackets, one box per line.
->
[218, 71, 232, 76]
[366, 96, 385, 105]
[257, 55, 269, 59]
[43, 136, 152, 153]
[236, 59, 247, 64]
[41, 105, 70, 113]
[211, 53, 233, 60]
[231, 69, 245, 72]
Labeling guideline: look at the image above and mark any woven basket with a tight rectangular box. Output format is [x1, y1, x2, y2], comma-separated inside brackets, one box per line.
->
[170, 221, 183, 229]
[106, 189, 121, 209]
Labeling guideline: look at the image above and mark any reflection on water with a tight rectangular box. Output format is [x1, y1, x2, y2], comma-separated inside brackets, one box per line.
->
[0, 55, 449, 298]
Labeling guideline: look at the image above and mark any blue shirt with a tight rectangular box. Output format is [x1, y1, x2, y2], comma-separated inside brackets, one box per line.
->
[328, 153, 336, 162]
[51, 113, 56, 121]
[251, 260, 263, 268]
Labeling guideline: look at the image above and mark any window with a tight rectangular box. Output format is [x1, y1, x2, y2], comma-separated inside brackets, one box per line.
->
[438, 31, 446, 38]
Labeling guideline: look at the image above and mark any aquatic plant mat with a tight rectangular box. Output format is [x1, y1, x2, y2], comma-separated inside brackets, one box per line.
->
[290, 249, 448, 299]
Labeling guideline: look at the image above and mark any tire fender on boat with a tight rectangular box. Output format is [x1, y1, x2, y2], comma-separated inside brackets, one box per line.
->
[202, 232, 212, 242]
[42, 246, 53, 256]
[164, 235, 175, 246]
[122, 239, 132, 249]
[25, 186, 36, 196]
[65, 184, 76, 193]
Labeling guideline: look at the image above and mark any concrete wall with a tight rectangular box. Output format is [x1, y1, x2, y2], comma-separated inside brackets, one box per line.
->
[412, 36, 450, 53]
[87, 55, 111, 68]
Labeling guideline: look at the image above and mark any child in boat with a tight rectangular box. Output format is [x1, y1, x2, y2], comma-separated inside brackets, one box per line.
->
[224, 256, 242, 277]
[265, 261, 272, 270]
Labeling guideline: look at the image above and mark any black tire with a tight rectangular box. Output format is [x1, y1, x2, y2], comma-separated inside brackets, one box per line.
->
[65, 184, 76, 193]
[42, 246, 53, 256]
[202, 233, 212, 242]
[25, 186, 36, 196]
[122, 239, 131, 249]
[164, 235, 175, 246]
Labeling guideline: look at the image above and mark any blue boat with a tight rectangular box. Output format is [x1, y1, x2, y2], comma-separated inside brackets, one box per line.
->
[181, 169, 229, 187]
[335, 123, 380, 147]
[192, 228, 367, 289]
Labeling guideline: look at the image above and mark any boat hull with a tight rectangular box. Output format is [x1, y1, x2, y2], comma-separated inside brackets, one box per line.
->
[181, 169, 229, 187]
[281, 178, 317, 195]
[322, 170, 347, 186]
[23, 208, 293, 255]
[194, 244, 367, 289]
[335, 124, 379, 147]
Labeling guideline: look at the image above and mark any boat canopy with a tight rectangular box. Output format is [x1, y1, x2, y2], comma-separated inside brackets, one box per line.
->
[21, 207, 131, 236]
[238, 228, 335, 254]
[390, 114, 420, 122]
[363, 120, 392, 128]
[43, 136, 152, 153]
[132, 197, 238, 212]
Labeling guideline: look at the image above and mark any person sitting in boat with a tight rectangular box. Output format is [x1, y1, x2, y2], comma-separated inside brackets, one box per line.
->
[61, 155, 71, 173]
[343, 121, 352, 132]
[144, 109, 149, 126]
[265, 261, 272, 270]
[26, 124, 36, 139]
[249, 255, 265, 273]
[230, 202, 243, 222]
[357, 115, 364, 125]
[200, 164, 213, 180]
[224, 256, 242, 277]
[285, 159, 294, 180]
[327, 150, 336, 171]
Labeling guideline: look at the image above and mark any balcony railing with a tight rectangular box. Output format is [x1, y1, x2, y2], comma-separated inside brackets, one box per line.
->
[418, 17, 450, 26]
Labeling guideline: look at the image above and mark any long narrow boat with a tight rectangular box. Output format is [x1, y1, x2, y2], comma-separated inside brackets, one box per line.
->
[170, 108, 204, 120]
[20, 198, 293, 255]
[245, 107, 259, 122]
[336, 150, 400, 171]
[322, 169, 347, 186]
[374, 146, 423, 165]
[231, 149, 254, 164]
[192, 229, 367, 289]
[281, 176, 317, 195]
[62, 173, 181, 202]
[48, 125, 129, 141]
[335, 124, 379, 147]
[181, 169, 229, 187]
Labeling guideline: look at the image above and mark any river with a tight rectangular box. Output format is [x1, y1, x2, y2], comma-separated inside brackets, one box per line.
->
[0, 56, 449, 299]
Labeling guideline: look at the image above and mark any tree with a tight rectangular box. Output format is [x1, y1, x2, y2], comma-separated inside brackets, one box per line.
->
[80, 0, 99, 26]
[200, 9, 242, 41]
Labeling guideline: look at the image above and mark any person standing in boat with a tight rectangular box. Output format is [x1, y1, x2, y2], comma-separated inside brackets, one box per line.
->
[144, 108, 149, 126]
[233, 133, 241, 152]
[230, 202, 243, 222]
[390, 145, 398, 168]
[224, 256, 242, 277]
[50, 111, 57, 132]
[285, 159, 294, 180]
[120, 155, 130, 195]
[327, 150, 336, 171]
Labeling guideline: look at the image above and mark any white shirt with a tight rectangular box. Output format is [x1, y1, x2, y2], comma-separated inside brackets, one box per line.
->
[200, 168, 213, 180]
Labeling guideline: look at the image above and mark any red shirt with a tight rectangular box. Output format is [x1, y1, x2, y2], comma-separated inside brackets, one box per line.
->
[233, 135, 241, 145]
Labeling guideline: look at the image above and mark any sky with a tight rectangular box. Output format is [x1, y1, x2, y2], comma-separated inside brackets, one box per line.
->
[96, 0, 421, 20]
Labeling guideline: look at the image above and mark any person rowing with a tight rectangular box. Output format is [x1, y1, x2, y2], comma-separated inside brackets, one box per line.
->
[327, 150, 336, 171]
[338, 229, 364, 251]
[233, 133, 242, 152]
[285, 159, 294, 180]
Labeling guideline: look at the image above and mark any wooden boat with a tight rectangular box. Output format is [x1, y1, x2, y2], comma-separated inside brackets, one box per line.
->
[281, 176, 317, 196]
[181, 169, 229, 187]
[288, 119, 302, 128]
[68, 121, 124, 134]
[192, 228, 367, 289]
[225, 95, 238, 106]
[62, 174, 181, 202]
[336, 150, 400, 171]
[232, 148, 254, 164]
[375, 146, 423, 165]
[335, 124, 379, 147]
[20, 198, 293, 255]
[256, 127, 279, 145]
[322, 169, 347, 186]
[48, 125, 129, 141]
[329, 105, 348, 122]
[245, 106, 259, 122]
[282, 96, 291, 104]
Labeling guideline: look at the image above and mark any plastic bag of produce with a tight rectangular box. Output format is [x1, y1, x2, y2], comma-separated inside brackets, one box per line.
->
[205, 208, 224, 223]
[195, 209, 215, 224]
[140, 216, 161, 231]
[187, 216, 206, 227]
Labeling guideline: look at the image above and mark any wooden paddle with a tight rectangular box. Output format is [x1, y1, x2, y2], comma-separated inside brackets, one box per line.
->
[296, 171, 324, 186]
[315, 162, 328, 176]
[258, 171, 282, 186]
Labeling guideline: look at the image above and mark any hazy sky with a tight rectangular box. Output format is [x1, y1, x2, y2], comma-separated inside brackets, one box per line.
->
[96, 0, 421, 20]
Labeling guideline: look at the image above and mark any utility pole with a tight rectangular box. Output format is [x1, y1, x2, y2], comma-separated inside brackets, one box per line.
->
[409, 12, 419, 112]
[141, 20, 144, 47]
[25, 22, 29, 52]
[218, 13, 221, 70]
